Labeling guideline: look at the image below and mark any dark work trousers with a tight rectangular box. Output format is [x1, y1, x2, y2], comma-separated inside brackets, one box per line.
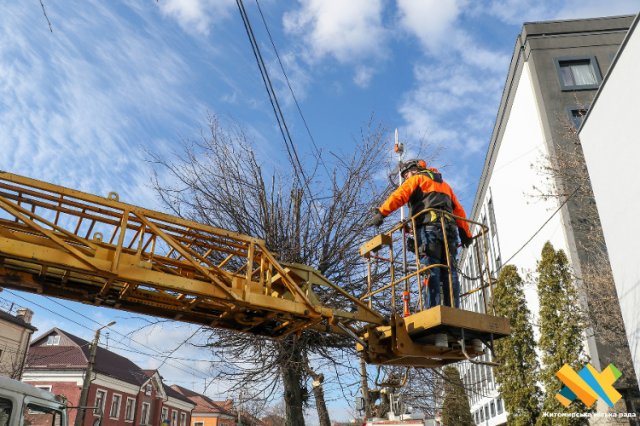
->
[416, 224, 460, 309]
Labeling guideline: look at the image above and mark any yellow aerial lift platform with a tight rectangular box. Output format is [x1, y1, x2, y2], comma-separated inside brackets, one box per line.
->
[0, 171, 508, 367]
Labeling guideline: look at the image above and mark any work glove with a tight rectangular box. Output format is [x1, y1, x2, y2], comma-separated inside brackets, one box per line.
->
[368, 210, 385, 227]
[459, 228, 473, 248]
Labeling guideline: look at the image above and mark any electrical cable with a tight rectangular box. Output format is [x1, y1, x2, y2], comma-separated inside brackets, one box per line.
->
[1, 290, 209, 380]
[498, 186, 580, 269]
[253, 0, 330, 178]
[234, 0, 325, 225]
[38, 294, 209, 378]
[235, 0, 304, 180]
[458, 186, 580, 299]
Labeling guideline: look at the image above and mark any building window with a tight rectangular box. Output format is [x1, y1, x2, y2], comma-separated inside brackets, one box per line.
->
[497, 397, 503, 414]
[145, 384, 152, 396]
[568, 107, 589, 128]
[94, 390, 107, 416]
[46, 335, 60, 346]
[110, 394, 121, 419]
[140, 402, 150, 425]
[35, 385, 52, 392]
[161, 407, 169, 423]
[555, 57, 601, 90]
[487, 197, 497, 237]
[490, 400, 496, 417]
[125, 398, 135, 422]
[180, 412, 186, 426]
[194, 423, 204, 426]
[480, 407, 484, 422]
[171, 410, 178, 426]
[485, 404, 490, 420]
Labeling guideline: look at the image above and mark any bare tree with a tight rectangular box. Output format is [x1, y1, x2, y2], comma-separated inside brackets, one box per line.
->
[151, 115, 392, 425]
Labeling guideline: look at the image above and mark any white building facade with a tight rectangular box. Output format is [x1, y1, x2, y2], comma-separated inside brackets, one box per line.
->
[579, 13, 640, 390]
[458, 15, 638, 424]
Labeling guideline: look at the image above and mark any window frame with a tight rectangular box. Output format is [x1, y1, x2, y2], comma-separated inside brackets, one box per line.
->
[171, 409, 178, 426]
[34, 385, 52, 392]
[566, 105, 590, 129]
[180, 412, 186, 426]
[46, 335, 60, 346]
[94, 389, 107, 416]
[109, 393, 122, 419]
[124, 397, 136, 423]
[554, 56, 602, 91]
[140, 402, 150, 426]
[161, 407, 169, 422]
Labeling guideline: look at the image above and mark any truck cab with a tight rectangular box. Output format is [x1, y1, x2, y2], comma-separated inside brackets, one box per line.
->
[0, 376, 68, 426]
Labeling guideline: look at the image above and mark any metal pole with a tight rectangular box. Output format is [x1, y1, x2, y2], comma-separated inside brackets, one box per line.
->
[237, 390, 243, 426]
[75, 321, 115, 426]
[394, 129, 409, 315]
[359, 354, 371, 419]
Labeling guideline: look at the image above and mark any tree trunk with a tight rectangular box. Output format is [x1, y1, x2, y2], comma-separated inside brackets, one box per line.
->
[359, 354, 372, 419]
[305, 362, 330, 426]
[281, 342, 306, 426]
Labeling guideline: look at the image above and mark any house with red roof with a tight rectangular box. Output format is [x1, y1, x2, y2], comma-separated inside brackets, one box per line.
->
[170, 384, 236, 426]
[22, 328, 195, 426]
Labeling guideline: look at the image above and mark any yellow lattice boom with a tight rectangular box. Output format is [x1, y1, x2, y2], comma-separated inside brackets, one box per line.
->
[0, 171, 509, 368]
[0, 172, 383, 338]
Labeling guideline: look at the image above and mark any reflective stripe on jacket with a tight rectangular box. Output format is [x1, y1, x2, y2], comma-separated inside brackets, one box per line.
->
[378, 170, 472, 238]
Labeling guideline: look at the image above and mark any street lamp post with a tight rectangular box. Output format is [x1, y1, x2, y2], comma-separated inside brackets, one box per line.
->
[74, 321, 116, 426]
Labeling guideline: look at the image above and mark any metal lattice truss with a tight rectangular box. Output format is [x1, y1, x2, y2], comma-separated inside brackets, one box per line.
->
[0, 172, 383, 338]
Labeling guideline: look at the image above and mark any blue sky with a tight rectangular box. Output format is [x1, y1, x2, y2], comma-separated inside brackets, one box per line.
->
[1, 0, 639, 423]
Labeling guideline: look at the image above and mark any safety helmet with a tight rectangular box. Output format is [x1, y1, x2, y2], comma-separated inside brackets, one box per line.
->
[399, 159, 427, 178]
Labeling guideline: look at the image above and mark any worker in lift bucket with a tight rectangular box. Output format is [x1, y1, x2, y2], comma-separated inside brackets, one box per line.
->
[368, 159, 473, 309]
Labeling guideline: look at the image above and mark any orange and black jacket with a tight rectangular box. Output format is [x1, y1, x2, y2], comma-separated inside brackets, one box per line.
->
[378, 169, 472, 238]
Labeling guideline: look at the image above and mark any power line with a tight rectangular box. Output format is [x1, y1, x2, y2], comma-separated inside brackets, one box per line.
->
[499, 186, 579, 268]
[459, 186, 580, 299]
[235, 0, 304, 180]
[37, 294, 210, 379]
[234, 0, 326, 225]
[253, 0, 329, 177]
[1, 290, 210, 380]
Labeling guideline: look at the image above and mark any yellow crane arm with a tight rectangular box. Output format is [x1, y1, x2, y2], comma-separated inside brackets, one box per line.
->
[0, 172, 383, 338]
[0, 172, 509, 368]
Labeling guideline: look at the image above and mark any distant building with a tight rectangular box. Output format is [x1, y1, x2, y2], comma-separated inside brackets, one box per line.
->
[0, 306, 36, 379]
[458, 14, 638, 424]
[170, 384, 236, 426]
[22, 328, 195, 426]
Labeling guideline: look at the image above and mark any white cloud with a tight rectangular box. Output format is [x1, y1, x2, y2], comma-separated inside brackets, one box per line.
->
[396, 0, 508, 72]
[157, 0, 236, 35]
[453, 32, 510, 72]
[474, 0, 639, 25]
[396, 0, 465, 52]
[353, 66, 374, 88]
[0, 2, 207, 209]
[479, 0, 552, 25]
[554, 0, 640, 20]
[283, 0, 386, 63]
[397, 62, 503, 165]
